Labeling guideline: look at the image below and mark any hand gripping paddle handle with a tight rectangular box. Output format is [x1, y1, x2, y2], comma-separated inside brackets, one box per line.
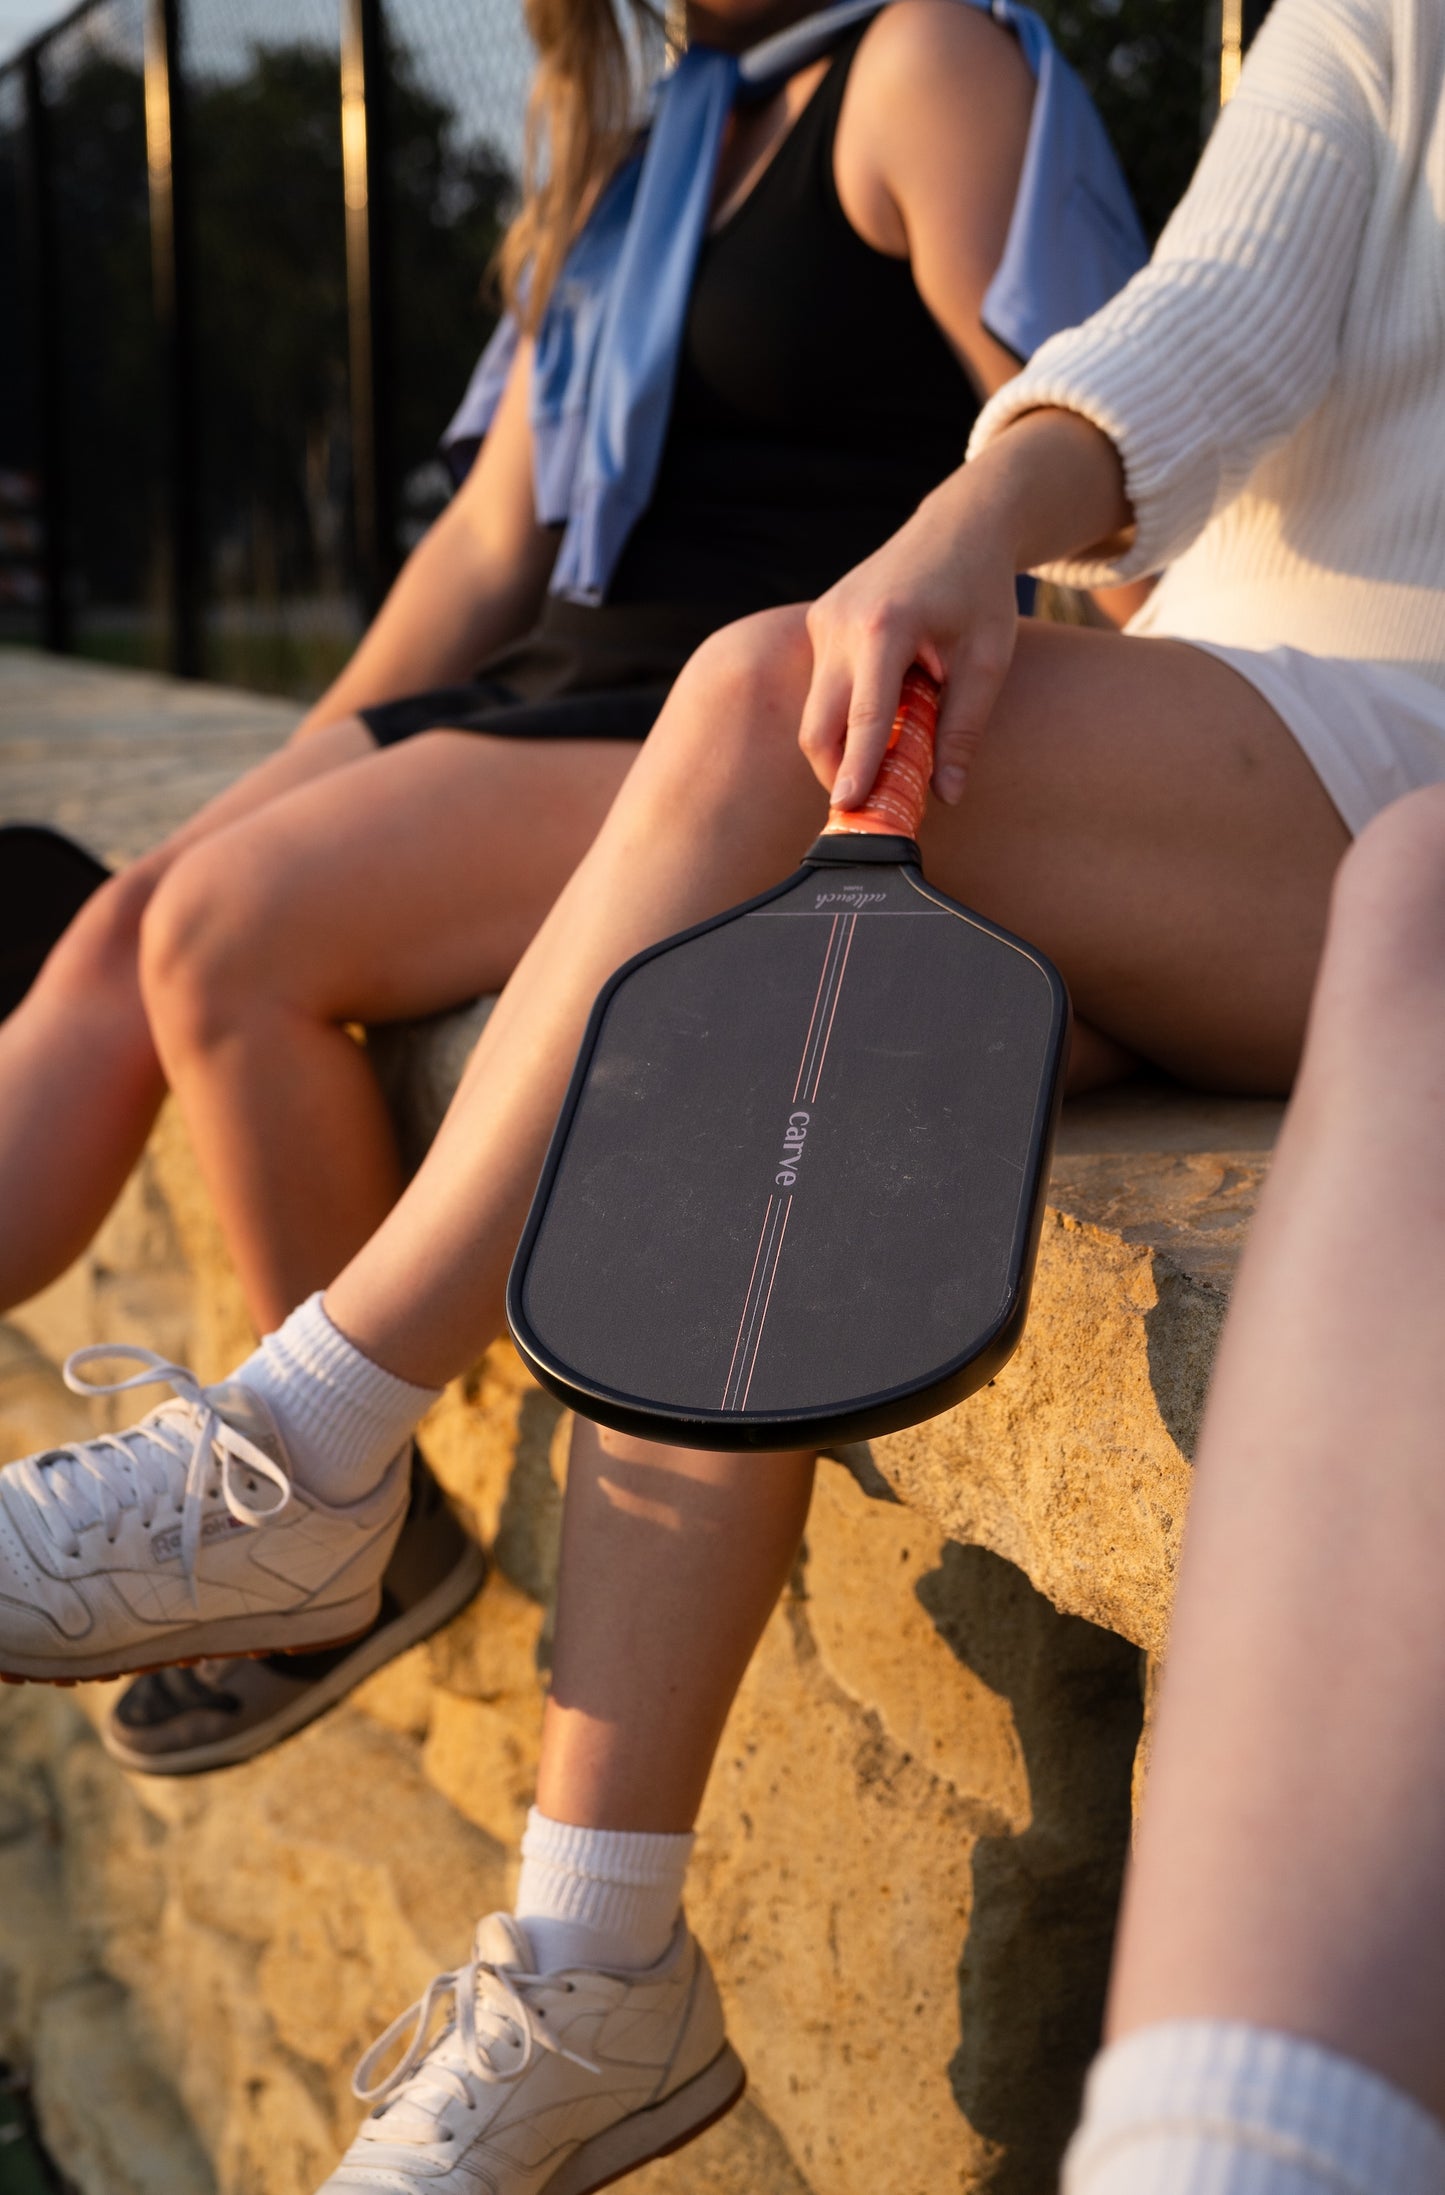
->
[821, 664, 941, 841]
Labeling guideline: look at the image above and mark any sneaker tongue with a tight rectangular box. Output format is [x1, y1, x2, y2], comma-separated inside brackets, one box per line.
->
[203, 1382, 288, 1469]
[472, 1913, 535, 1971]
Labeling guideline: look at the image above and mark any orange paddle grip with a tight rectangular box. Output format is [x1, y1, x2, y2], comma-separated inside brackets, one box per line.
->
[822, 664, 941, 841]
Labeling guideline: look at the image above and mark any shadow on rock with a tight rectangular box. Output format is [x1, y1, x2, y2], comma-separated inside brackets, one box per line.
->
[916, 1544, 1143, 2195]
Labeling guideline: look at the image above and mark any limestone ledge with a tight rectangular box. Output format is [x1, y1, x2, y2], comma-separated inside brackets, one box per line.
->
[0, 993, 1279, 2195]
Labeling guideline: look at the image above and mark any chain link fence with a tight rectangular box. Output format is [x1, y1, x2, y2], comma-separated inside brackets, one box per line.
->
[1, 0, 1267, 700]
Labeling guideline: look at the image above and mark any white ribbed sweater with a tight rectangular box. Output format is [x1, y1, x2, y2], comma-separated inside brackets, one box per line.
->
[970, 0, 1445, 689]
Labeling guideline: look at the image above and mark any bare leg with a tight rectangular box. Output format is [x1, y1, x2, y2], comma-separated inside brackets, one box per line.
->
[0, 717, 372, 1310]
[138, 730, 636, 1330]
[1105, 783, 1445, 2125]
[536, 1423, 817, 1831]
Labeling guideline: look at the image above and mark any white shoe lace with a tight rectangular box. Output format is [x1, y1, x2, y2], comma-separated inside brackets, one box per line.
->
[352, 1941, 600, 2124]
[7, 1346, 291, 1589]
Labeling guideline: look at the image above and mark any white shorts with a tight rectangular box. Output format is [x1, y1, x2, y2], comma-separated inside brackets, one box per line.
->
[1176, 642, 1445, 837]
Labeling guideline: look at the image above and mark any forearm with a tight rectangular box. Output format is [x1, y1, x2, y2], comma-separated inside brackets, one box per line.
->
[932, 404, 1134, 575]
[298, 496, 555, 736]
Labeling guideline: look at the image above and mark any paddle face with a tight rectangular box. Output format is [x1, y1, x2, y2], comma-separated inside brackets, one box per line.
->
[0, 824, 112, 1022]
[508, 840, 1069, 1450]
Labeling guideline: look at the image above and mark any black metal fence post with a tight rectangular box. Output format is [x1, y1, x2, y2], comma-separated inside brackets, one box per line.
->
[144, 0, 202, 675]
[341, 0, 397, 617]
[21, 44, 71, 654]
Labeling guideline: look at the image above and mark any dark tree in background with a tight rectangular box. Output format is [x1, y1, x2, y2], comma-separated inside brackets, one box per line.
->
[191, 41, 509, 631]
[41, 50, 162, 645]
[2, 31, 509, 687]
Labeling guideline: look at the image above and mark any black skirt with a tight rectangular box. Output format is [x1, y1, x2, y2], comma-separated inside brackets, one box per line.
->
[360, 597, 737, 748]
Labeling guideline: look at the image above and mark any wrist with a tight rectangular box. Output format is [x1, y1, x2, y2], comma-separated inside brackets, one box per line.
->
[964, 406, 1134, 574]
[913, 461, 1026, 583]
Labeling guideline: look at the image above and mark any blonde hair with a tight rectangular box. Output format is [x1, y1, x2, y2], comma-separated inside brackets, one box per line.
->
[500, 0, 664, 333]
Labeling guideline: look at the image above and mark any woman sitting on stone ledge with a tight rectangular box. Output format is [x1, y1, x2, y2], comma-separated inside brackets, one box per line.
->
[1062, 780, 1445, 2195]
[0, 0, 1141, 1761]
[3, 0, 1444, 2187]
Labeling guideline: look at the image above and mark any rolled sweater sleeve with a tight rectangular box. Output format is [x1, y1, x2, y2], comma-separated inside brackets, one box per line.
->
[968, 0, 1382, 585]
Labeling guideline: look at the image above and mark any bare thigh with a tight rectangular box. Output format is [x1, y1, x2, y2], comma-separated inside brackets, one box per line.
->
[922, 623, 1351, 1089]
[164, 727, 640, 1021]
[672, 611, 1351, 1094]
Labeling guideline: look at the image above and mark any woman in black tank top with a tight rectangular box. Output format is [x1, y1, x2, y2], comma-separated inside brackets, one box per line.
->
[362, 19, 988, 748]
[1, 0, 1043, 1358]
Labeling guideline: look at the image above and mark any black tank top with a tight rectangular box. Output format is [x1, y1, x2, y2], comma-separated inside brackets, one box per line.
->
[605, 19, 981, 613]
[426, 22, 984, 731]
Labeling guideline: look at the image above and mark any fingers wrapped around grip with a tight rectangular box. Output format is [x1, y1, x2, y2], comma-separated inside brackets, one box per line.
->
[799, 498, 1021, 811]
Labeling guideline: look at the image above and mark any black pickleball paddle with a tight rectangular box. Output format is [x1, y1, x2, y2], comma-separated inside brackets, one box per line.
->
[507, 669, 1070, 1451]
[0, 823, 112, 1023]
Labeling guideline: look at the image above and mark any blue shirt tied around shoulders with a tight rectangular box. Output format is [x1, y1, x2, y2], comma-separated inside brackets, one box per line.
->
[443, 0, 1147, 607]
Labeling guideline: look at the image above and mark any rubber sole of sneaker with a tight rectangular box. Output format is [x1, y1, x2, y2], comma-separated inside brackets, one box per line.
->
[99, 1538, 488, 1773]
[0, 1587, 386, 1687]
[543, 2045, 746, 2195]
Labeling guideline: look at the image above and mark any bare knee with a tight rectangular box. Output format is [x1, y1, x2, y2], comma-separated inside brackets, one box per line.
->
[1329, 787, 1445, 985]
[661, 610, 810, 765]
[1311, 788, 1445, 1053]
[33, 856, 164, 1011]
[625, 607, 814, 823]
[138, 837, 287, 1050]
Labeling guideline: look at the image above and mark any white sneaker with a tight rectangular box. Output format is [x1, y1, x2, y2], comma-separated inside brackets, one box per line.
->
[0, 1345, 408, 1684]
[320, 1914, 745, 2195]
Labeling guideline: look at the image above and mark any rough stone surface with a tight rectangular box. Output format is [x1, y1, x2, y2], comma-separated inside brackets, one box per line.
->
[0, 652, 1281, 2192]
[0, 644, 297, 865]
[873, 1097, 1279, 1655]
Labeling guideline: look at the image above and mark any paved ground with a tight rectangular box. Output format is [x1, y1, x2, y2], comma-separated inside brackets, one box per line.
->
[0, 646, 297, 867]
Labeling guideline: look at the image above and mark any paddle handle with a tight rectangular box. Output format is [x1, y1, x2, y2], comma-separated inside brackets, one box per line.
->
[821, 665, 940, 842]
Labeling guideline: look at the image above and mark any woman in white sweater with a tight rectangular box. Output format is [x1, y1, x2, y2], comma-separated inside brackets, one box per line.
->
[803, 0, 1445, 849]
[4, 0, 1442, 2185]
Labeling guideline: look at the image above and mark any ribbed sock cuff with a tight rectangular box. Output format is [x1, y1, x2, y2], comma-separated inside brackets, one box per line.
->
[1065, 2021, 1445, 2195]
[515, 1807, 694, 1974]
[237, 1292, 440, 1502]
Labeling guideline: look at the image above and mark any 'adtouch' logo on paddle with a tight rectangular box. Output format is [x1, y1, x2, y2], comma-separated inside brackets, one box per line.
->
[813, 885, 886, 910]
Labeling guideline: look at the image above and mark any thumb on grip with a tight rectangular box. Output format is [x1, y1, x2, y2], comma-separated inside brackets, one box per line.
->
[822, 665, 941, 841]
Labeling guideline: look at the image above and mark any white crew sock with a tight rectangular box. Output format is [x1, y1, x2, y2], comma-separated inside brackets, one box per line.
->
[514, 1807, 694, 1974]
[232, 1292, 441, 1503]
[1064, 2020, 1445, 2195]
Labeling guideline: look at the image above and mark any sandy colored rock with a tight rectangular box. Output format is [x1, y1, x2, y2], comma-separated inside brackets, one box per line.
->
[872, 1127, 1276, 1656]
[34, 1976, 215, 2195]
[684, 1498, 1140, 2195]
[420, 1572, 548, 1849]
[805, 1461, 1029, 1820]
